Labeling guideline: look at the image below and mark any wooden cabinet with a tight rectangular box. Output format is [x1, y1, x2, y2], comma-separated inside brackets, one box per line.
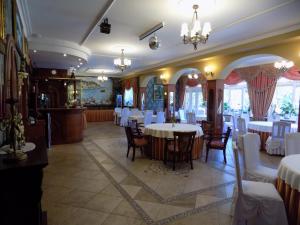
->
[0, 141, 48, 225]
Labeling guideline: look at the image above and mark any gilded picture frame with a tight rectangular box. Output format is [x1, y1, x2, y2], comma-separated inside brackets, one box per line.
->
[4, 0, 13, 37]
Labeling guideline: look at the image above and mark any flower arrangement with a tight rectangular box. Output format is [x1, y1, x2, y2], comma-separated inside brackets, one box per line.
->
[0, 113, 25, 151]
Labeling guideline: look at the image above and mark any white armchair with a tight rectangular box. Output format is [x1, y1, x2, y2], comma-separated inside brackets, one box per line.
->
[236, 117, 246, 150]
[266, 121, 291, 155]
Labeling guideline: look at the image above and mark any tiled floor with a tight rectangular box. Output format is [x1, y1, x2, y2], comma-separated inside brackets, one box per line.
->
[42, 122, 281, 225]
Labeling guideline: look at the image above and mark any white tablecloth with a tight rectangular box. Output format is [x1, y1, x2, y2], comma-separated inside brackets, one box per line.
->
[128, 115, 157, 123]
[248, 121, 298, 133]
[196, 115, 207, 121]
[144, 123, 203, 139]
[278, 154, 300, 191]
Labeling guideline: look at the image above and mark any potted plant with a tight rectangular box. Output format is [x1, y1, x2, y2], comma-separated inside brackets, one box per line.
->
[280, 101, 296, 119]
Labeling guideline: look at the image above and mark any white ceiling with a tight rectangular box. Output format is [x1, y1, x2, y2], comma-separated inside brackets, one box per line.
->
[25, 0, 300, 76]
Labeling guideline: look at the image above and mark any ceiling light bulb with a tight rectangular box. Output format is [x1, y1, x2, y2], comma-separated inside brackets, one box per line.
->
[181, 23, 189, 37]
[33, 50, 37, 53]
[77, 65, 80, 68]
[78, 58, 82, 61]
[63, 53, 67, 57]
[80, 62, 83, 65]
[193, 74, 199, 79]
[188, 74, 192, 79]
[202, 22, 211, 36]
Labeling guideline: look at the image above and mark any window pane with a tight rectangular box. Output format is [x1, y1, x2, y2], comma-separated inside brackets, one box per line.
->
[230, 89, 242, 110]
[124, 87, 134, 106]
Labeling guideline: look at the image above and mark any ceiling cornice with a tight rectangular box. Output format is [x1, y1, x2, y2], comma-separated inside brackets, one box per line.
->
[123, 24, 300, 77]
[29, 37, 92, 61]
[17, 0, 32, 37]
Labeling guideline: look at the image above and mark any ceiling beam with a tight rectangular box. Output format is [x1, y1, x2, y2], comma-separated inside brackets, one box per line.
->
[79, 0, 115, 46]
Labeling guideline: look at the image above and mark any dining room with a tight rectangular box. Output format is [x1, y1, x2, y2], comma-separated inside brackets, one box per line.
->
[1, 0, 300, 225]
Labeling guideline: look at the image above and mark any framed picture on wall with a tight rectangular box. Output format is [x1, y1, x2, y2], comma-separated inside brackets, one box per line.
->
[4, 0, 12, 37]
[153, 84, 164, 100]
[13, 0, 23, 54]
[0, 51, 4, 118]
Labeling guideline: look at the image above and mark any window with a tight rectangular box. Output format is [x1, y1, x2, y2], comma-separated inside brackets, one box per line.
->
[124, 87, 134, 107]
[270, 77, 300, 116]
[224, 81, 249, 113]
[183, 85, 205, 115]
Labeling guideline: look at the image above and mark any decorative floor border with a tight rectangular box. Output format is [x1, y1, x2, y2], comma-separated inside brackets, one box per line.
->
[91, 138, 236, 203]
[82, 139, 234, 224]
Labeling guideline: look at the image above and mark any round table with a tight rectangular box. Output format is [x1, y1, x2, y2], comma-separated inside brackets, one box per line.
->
[277, 154, 300, 225]
[144, 123, 204, 160]
[248, 121, 298, 151]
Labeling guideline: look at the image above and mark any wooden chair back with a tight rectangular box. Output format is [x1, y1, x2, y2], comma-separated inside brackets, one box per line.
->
[173, 131, 196, 154]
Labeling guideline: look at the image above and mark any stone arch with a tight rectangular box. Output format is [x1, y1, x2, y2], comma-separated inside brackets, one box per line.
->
[169, 68, 201, 84]
[140, 75, 157, 88]
[220, 54, 286, 79]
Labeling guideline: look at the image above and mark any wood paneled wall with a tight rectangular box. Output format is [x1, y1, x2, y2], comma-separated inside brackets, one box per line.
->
[85, 109, 114, 122]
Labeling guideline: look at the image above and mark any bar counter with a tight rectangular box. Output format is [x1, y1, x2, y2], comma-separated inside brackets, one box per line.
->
[39, 107, 86, 145]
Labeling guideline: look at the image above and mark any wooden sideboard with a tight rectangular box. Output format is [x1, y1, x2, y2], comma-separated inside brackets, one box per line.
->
[85, 109, 114, 122]
[0, 140, 48, 225]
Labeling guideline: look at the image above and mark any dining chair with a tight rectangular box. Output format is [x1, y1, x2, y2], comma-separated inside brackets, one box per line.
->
[156, 111, 165, 123]
[186, 112, 196, 124]
[201, 120, 214, 141]
[143, 111, 153, 126]
[266, 121, 291, 155]
[205, 127, 231, 164]
[243, 133, 277, 184]
[124, 125, 148, 161]
[285, 132, 300, 155]
[164, 131, 196, 171]
[236, 117, 246, 150]
[114, 107, 122, 125]
[131, 108, 139, 115]
[178, 109, 187, 123]
[232, 144, 288, 225]
[120, 107, 130, 126]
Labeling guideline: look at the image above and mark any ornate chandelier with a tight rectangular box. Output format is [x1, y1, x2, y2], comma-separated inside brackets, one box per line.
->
[274, 60, 294, 72]
[97, 72, 108, 82]
[180, 5, 211, 50]
[114, 49, 131, 72]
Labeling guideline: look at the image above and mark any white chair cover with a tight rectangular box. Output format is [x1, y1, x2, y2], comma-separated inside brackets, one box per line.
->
[285, 132, 300, 156]
[114, 107, 122, 124]
[266, 121, 291, 155]
[243, 133, 277, 184]
[144, 111, 153, 126]
[186, 112, 196, 124]
[156, 111, 165, 123]
[232, 146, 288, 225]
[131, 108, 139, 115]
[120, 107, 130, 127]
[179, 109, 187, 123]
[237, 117, 246, 150]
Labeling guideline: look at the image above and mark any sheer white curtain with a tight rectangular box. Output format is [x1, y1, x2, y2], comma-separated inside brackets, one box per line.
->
[183, 86, 204, 115]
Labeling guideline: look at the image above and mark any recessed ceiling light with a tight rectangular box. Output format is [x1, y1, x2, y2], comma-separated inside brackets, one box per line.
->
[63, 53, 67, 57]
[77, 65, 80, 68]
[78, 58, 82, 61]
[80, 62, 83, 65]
[33, 50, 37, 53]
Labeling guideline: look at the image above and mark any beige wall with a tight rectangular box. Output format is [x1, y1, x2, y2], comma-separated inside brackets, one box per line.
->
[129, 29, 300, 86]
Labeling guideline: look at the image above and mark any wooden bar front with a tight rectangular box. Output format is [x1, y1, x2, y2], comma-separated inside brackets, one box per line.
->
[40, 108, 85, 145]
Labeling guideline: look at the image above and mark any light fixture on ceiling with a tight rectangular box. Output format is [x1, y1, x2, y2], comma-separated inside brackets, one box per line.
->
[114, 49, 131, 72]
[97, 72, 108, 82]
[63, 53, 67, 57]
[33, 50, 37, 53]
[78, 58, 82, 61]
[274, 60, 294, 72]
[188, 73, 199, 79]
[149, 34, 161, 50]
[139, 22, 164, 50]
[180, 4, 211, 50]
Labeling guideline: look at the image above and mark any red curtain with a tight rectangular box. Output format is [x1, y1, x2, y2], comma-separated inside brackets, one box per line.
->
[282, 66, 300, 80]
[178, 76, 187, 108]
[248, 73, 277, 120]
[224, 70, 243, 85]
